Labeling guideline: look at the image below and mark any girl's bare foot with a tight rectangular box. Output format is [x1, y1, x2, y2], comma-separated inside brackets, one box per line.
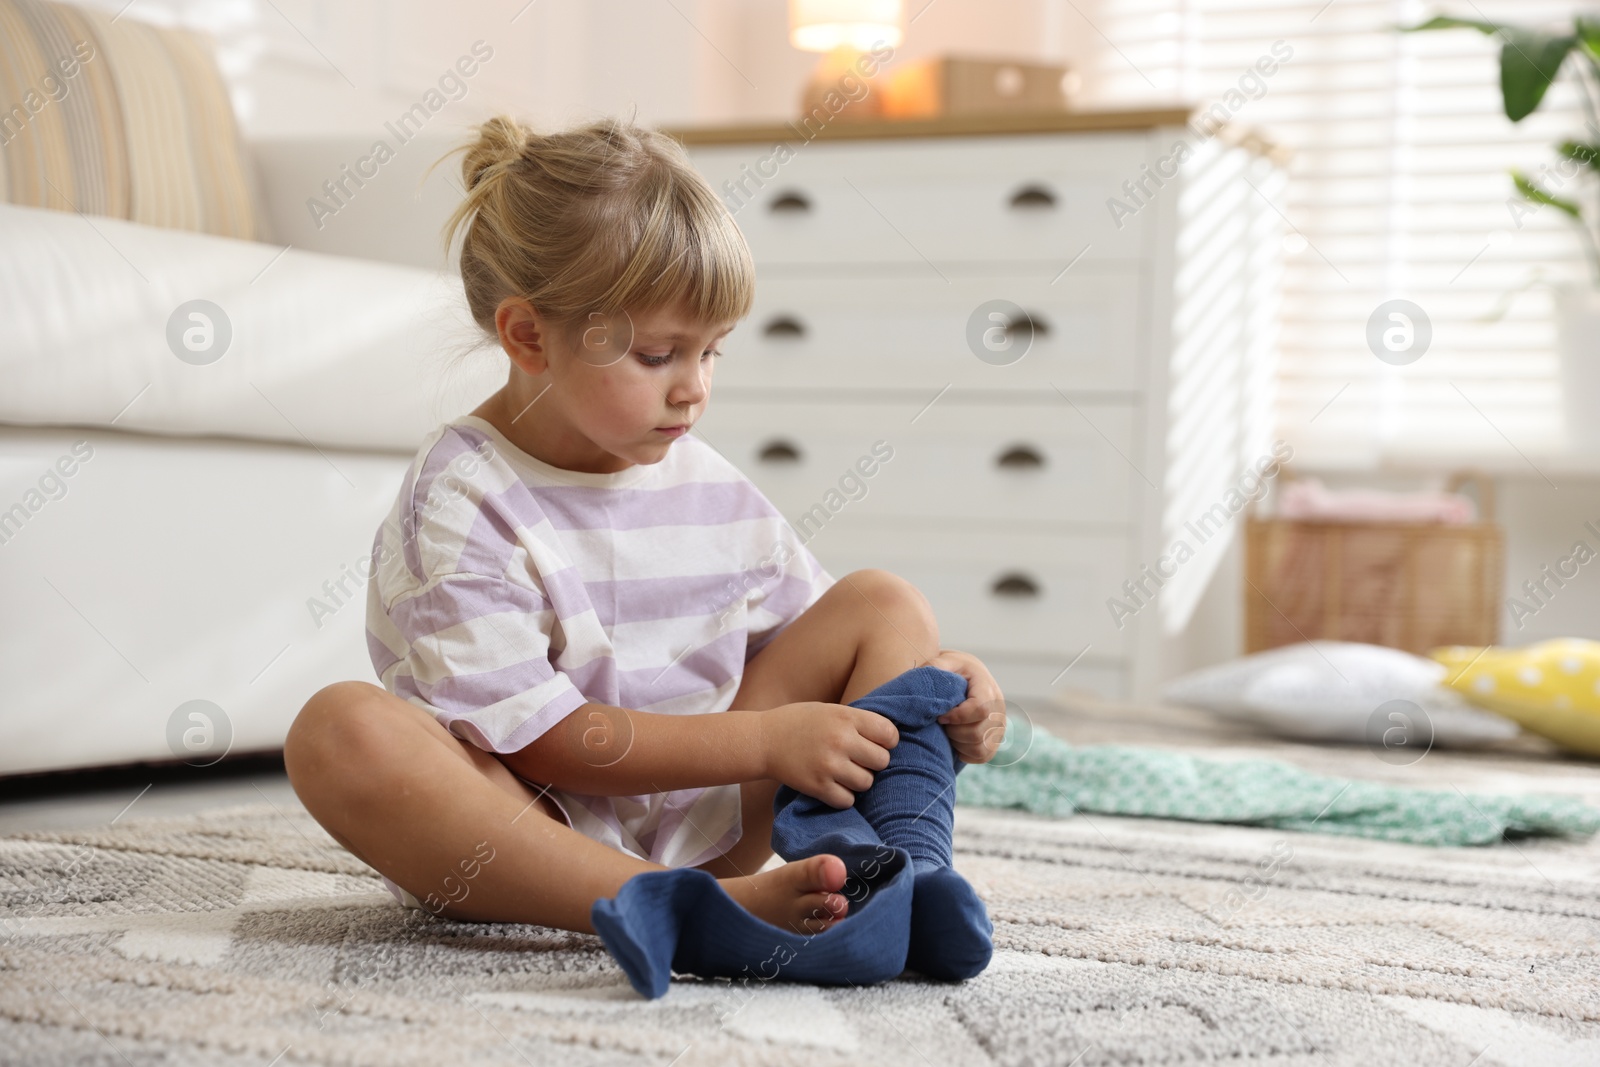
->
[720, 854, 850, 935]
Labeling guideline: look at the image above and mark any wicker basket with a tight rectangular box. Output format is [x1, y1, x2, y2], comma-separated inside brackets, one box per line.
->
[1244, 471, 1504, 655]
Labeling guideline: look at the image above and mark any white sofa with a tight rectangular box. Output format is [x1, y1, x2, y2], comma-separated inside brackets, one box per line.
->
[0, 135, 503, 776]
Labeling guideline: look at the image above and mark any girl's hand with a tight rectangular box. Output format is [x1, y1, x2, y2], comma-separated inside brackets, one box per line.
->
[759, 702, 899, 809]
[929, 649, 1008, 764]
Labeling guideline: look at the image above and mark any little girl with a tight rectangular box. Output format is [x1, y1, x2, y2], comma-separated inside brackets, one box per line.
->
[284, 115, 1007, 957]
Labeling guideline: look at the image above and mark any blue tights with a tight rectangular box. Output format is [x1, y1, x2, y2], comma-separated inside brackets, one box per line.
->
[590, 666, 993, 998]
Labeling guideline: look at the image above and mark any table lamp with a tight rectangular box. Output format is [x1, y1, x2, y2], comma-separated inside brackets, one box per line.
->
[789, 0, 905, 121]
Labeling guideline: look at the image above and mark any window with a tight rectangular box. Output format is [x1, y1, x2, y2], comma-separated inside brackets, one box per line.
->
[1077, 0, 1591, 462]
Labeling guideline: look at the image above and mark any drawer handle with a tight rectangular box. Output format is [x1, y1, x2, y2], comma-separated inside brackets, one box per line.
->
[1016, 311, 1050, 337]
[763, 315, 806, 340]
[996, 444, 1046, 469]
[991, 572, 1042, 598]
[758, 440, 803, 464]
[1001, 311, 1050, 343]
[1008, 184, 1057, 210]
[769, 191, 812, 214]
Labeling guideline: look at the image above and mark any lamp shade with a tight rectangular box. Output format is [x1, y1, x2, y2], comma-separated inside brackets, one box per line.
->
[788, 0, 905, 52]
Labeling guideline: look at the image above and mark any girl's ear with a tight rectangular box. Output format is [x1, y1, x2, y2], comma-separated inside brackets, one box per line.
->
[495, 297, 549, 375]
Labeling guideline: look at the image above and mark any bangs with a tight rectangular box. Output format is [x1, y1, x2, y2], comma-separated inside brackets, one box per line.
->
[589, 164, 755, 328]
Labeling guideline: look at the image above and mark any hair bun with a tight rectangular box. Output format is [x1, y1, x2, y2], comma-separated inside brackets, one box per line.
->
[461, 114, 534, 192]
[433, 114, 755, 346]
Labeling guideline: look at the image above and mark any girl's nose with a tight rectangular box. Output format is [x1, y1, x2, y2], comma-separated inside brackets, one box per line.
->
[667, 361, 710, 407]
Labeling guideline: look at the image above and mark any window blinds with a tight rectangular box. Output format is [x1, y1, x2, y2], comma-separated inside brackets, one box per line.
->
[1076, 0, 1591, 462]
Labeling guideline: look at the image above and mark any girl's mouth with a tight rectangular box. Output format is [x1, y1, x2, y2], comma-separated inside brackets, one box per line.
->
[655, 425, 688, 438]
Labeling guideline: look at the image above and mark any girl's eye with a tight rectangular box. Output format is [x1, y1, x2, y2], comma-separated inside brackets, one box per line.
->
[636, 349, 723, 367]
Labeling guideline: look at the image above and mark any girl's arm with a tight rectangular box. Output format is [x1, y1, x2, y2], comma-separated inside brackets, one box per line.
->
[498, 701, 897, 807]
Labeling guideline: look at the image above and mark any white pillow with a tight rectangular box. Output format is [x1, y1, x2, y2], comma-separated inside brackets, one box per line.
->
[0, 201, 503, 453]
[1162, 641, 1519, 747]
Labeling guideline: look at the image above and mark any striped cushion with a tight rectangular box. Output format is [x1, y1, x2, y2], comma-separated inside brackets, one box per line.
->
[0, 0, 261, 240]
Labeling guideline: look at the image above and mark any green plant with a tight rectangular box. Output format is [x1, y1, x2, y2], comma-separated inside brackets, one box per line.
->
[1405, 13, 1600, 282]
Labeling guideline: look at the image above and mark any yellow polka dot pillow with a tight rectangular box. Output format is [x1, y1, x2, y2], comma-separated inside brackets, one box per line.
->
[1432, 639, 1600, 757]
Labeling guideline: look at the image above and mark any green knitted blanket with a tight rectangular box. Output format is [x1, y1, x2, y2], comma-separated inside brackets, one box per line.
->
[953, 729, 1600, 846]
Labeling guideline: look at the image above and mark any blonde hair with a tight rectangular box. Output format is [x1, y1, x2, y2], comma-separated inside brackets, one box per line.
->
[435, 115, 755, 350]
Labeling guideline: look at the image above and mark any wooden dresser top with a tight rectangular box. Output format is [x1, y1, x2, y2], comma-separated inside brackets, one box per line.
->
[666, 107, 1197, 146]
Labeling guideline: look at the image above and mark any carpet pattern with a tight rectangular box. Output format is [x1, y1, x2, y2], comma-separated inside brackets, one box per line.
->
[2, 800, 1599, 1065]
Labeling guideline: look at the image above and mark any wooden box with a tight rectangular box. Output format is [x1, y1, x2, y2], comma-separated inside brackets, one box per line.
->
[1244, 474, 1504, 655]
[882, 55, 1072, 120]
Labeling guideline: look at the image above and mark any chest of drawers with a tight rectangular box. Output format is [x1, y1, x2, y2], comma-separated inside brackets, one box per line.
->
[679, 112, 1283, 706]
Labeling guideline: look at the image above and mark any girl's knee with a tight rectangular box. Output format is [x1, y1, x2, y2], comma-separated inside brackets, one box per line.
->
[284, 681, 393, 783]
[839, 569, 936, 629]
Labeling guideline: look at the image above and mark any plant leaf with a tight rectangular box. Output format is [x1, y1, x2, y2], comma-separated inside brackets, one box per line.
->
[1575, 14, 1600, 57]
[1499, 31, 1577, 120]
[1400, 15, 1578, 120]
[1513, 170, 1583, 218]
[1402, 14, 1505, 33]
[1559, 140, 1600, 170]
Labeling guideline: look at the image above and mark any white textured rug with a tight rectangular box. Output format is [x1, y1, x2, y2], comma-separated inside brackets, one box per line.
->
[3, 789, 1598, 1066]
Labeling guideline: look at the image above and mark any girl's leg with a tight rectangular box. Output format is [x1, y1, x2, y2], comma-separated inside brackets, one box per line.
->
[283, 681, 850, 933]
[696, 568, 941, 881]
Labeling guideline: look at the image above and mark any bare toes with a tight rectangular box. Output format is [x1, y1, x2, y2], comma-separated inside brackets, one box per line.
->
[792, 892, 847, 934]
[796, 853, 847, 895]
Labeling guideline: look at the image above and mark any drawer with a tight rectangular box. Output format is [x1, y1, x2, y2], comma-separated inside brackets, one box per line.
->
[715, 271, 1143, 392]
[697, 398, 1139, 525]
[804, 525, 1134, 658]
[982, 654, 1128, 706]
[689, 134, 1151, 265]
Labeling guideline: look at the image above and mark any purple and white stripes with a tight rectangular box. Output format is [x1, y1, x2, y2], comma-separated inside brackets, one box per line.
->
[363, 414, 835, 870]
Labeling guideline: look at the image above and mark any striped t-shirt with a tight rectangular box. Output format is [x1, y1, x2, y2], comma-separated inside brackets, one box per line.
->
[364, 414, 836, 868]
